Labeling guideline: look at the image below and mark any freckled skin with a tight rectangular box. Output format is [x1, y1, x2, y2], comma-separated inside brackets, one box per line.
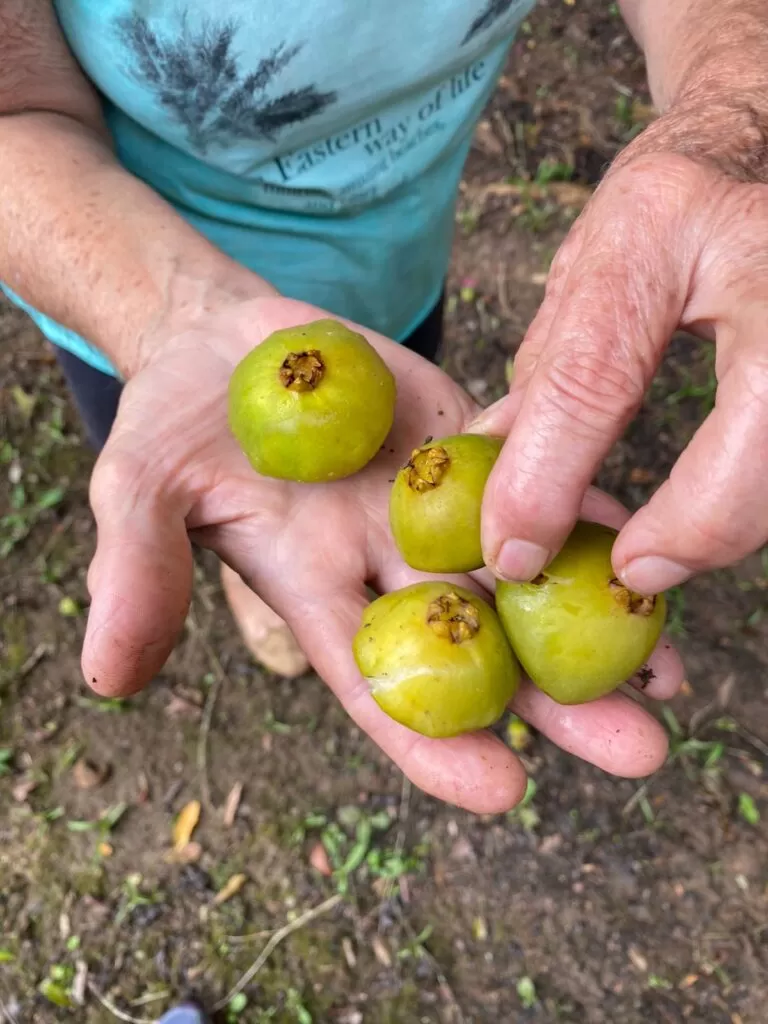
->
[353, 581, 520, 738]
[228, 319, 396, 482]
[389, 434, 504, 572]
[496, 522, 667, 705]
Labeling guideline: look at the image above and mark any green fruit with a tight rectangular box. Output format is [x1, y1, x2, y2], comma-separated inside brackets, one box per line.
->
[496, 521, 666, 705]
[389, 434, 503, 573]
[228, 319, 396, 482]
[353, 582, 520, 738]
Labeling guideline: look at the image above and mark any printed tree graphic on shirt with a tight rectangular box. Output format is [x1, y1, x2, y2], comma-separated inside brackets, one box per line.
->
[463, 0, 522, 43]
[116, 13, 337, 153]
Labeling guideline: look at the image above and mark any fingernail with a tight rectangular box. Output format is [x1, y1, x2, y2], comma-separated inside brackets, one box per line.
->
[495, 538, 549, 581]
[466, 397, 506, 433]
[620, 556, 691, 594]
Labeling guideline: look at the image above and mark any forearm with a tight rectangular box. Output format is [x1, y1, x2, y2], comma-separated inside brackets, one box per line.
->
[620, 0, 768, 111]
[0, 111, 275, 376]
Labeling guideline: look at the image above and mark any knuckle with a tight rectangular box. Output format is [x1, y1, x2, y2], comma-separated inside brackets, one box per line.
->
[89, 448, 145, 520]
[540, 347, 647, 436]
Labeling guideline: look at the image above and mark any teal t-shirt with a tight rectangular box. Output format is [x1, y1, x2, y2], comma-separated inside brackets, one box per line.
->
[3, 0, 535, 377]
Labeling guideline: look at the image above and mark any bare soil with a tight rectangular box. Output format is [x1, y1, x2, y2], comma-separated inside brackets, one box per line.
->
[1, 3, 767, 1022]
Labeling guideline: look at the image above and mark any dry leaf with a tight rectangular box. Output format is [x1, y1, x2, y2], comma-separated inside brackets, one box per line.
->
[136, 772, 150, 803]
[12, 776, 39, 803]
[164, 840, 203, 865]
[371, 935, 392, 968]
[166, 695, 202, 719]
[628, 946, 648, 973]
[309, 842, 332, 877]
[98, 842, 113, 858]
[342, 937, 357, 969]
[223, 782, 243, 828]
[72, 960, 88, 1006]
[73, 758, 105, 791]
[680, 974, 699, 989]
[213, 873, 247, 905]
[173, 800, 201, 852]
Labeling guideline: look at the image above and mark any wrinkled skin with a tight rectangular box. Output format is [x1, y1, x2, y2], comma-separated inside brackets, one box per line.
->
[497, 522, 667, 705]
[475, 111, 768, 599]
[84, 296, 684, 813]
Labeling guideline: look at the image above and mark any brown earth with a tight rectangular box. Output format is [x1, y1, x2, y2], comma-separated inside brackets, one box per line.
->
[1, 2, 767, 1022]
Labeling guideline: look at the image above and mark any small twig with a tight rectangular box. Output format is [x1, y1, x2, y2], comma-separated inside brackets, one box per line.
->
[383, 775, 412, 905]
[735, 723, 768, 759]
[87, 983, 155, 1024]
[0, 995, 20, 1024]
[15, 642, 52, 683]
[622, 781, 649, 818]
[467, 179, 593, 208]
[496, 261, 513, 320]
[187, 616, 231, 812]
[214, 894, 343, 1011]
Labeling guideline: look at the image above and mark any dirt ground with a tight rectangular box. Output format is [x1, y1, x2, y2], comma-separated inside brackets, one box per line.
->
[2, 3, 767, 1022]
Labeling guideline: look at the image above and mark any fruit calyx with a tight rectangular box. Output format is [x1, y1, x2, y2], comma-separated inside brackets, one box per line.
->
[405, 444, 450, 492]
[427, 591, 480, 643]
[279, 350, 325, 392]
[609, 578, 657, 617]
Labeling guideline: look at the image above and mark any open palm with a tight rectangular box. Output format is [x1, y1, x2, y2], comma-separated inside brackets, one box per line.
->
[83, 297, 681, 812]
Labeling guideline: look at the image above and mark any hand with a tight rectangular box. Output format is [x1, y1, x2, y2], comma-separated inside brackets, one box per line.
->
[474, 96, 768, 596]
[83, 295, 682, 813]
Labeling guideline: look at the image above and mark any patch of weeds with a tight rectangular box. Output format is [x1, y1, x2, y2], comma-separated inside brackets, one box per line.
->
[76, 695, 129, 713]
[0, 747, 14, 776]
[518, 193, 558, 233]
[0, 482, 65, 558]
[298, 806, 428, 895]
[67, 801, 128, 856]
[285, 988, 313, 1023]
[661, 708, 727, 782]
[507, 777, 539, 831]
[737, 792, 760, 825]
[397, 924, 433, 962]
[517, 975, 538, 1009]
[115, 873, 165, 926]
[227, 993, 248, 1021]
[457, 207, 479, 235]
[38, 963, 76, 1009]
[647, 973, 673, 990]
[665, 587, 687, 637]
[534, 157, 574, 185]
[613, 93, 645, 143]
[263, 710, 292, 735]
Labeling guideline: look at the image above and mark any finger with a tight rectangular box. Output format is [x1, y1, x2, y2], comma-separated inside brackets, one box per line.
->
[628, 637, 685, 700]
[614, 334, 768, 593]
[512, 681, 668, 778]
[83, 448, 193, 697]
[481, 183, 695, 582]
[287, 585, 528, 814]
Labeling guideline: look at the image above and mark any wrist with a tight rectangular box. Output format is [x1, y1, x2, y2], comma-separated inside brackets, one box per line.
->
[128, 259, 278, 377]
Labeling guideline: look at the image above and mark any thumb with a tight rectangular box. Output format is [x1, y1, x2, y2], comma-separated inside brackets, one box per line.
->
[83, 448, 193, 697]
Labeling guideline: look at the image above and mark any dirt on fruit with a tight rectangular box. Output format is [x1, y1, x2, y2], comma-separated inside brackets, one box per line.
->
[2, 2, 768, 1022]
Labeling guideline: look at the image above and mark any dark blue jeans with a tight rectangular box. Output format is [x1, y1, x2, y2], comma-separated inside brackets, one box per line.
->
[55, 296, 445, 451]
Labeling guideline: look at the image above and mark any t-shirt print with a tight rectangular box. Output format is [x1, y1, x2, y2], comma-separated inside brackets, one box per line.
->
[116, 14, 338, 155]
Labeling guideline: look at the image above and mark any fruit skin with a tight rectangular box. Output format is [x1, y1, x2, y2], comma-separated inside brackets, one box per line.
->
[228, 319, 396, 482]
[496, 521, 667, 705]
[389, 434, 504, 573]
[353, 581, 520, 738]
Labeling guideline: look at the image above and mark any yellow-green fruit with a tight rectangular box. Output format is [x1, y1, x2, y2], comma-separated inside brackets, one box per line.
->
[353, 582, 520, 738]
[496, 521, 666, 705]
[228, 319, 396, 482]
[389, 434, 504, 573]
